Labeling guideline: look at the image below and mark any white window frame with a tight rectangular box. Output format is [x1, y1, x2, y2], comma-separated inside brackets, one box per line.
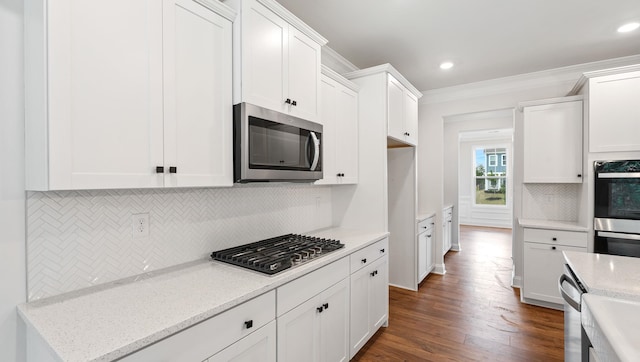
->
[501, 154, 506, 166]
[473, 146, 508, 208]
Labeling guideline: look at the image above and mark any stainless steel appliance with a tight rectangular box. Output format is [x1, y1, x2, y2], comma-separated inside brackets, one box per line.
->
[233, 103, 323, 183]
[594, 160, 640, 257]
[559, 264, 588, 362]
[210, 234, 344, 275]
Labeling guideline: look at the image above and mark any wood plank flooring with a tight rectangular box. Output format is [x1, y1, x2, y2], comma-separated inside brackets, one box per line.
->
[353, 225, 564, 361]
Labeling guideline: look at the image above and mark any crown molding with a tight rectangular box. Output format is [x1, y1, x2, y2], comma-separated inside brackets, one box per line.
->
[421, 54, 640, 105]
[444, 108, 514, 124]
[517, 95, 583, 112]
[321, 46, 359, 74]
[568, 63, 640, 95]
[344, 63, 423, 98]
[255, 0, 327, 45]
[321, 65, 359, 92]
[195, 0, 236, 20]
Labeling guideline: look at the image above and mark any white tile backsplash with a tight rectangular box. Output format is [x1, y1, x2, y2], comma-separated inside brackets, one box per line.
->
[521, 183, 580, 221]
[26, 184, 332, 301]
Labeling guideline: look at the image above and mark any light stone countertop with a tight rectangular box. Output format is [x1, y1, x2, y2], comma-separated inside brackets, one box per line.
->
[416, 212, 436, 222]
[564, 252, 640, 361]
[563, 251, 640, 301]
[18, 228, 388, 362]
[582, 294, 640, 362]
[518, 218, 588, 232]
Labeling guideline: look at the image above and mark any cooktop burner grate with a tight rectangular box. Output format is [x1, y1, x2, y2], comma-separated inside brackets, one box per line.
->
[210, 234, 344, 275]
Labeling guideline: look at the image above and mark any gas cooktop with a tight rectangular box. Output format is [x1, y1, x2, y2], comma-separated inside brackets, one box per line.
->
[210, 234, 344, 275]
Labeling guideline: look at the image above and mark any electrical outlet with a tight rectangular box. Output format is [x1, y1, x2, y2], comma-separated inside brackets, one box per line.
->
[132, 213, 149, 239]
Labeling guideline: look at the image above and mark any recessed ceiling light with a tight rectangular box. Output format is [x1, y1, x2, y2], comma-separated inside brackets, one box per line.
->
[440, 62, 454, 70]
[618, 22, 640, 33]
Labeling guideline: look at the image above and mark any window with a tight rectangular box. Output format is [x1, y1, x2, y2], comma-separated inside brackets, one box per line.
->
[488, 154, 497, 167]
[474, 147, 507, 206]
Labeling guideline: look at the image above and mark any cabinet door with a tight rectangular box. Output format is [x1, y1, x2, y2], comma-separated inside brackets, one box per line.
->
[163, 0, 233, 188]
[287, 27, 321, 122]
[417, 231, 428, 283]
[425, 228, 435, 273]
[319, 279, 350, 362]
[335, 86, 359, 184]
[387, 74, 405, 142]
[209, 321, 276, 362]
[403, 91, 418, 146]
[316, 76, 338, 185]
[589, 72, 640, 153]
[349, 264, 372, 358]
[523, 101, 583, 183]
[46, 0, 164, 190]
[369, 256, 389, 331]
[241, 1, 288, 114]
[523, 242, 585, 304]
[277, 295, 320, 362]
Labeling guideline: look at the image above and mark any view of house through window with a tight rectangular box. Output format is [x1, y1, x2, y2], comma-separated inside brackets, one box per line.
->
[474, 147, 507, 205]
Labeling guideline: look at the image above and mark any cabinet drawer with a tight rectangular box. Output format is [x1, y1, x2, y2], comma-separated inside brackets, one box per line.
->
[121, 290, 275, 362]
[523, 228, 587, 248]
[418, 217, 435, 234]
[277, 257, 349, 317]
[349, 238, 389, 273]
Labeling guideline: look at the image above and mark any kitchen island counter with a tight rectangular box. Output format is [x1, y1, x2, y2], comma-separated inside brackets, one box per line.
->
[563, 251, 640, 301]
[18, 228, 388, 362]
[582, 294, 640, 361]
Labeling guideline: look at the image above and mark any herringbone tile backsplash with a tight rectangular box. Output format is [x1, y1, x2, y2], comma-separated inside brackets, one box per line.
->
[26, 184, 332, 301]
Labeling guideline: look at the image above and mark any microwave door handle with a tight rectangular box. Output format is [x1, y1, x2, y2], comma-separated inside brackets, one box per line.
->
[558, 274, 581, 312]
[309, 132, 320, 171]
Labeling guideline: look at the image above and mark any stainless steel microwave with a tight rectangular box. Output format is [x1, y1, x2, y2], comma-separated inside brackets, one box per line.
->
[233, 103, 322, 183]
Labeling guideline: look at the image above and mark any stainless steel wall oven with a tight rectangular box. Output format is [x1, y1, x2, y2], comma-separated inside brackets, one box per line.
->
[594, 160, 640, 257]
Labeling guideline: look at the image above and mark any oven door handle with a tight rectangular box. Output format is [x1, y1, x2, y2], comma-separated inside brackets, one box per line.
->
[597, 172, 640, 179]
[558, 274, 582, 312]
[598, 231, 640, 241]
[308, 132, 320, 171]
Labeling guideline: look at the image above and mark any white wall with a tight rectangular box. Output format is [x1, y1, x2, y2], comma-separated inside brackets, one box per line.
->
[0, 0, 27, 360]
[418, 54, 640, 283]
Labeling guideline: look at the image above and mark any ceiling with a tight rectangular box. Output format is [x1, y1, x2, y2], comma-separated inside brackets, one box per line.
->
[276, 0, 640, 91]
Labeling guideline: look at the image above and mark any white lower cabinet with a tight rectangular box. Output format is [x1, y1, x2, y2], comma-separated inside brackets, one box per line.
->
[119, 291, 275, 362]
[277, 278, 350, 362]
[208, 321, 276, 362]
[523, 228, 587, 305]
[350, 254, 389, 358]
[417, 216, 435, 284]
[442, 206, 453, 256]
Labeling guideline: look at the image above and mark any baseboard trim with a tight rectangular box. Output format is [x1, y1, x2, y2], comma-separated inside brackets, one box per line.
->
[433, 264, 446, 275]
[511, 275, 522, 289]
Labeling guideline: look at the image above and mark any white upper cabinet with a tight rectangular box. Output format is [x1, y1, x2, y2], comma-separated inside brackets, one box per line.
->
[230, 0, 327, 122]
[521, 98, 583, 183]
[317, 67, 359, 185]
[387, 74, 419, 146]
[587, 70, 640, 153]
[163, 0, 234, 188]
[25, 0, 235, 190]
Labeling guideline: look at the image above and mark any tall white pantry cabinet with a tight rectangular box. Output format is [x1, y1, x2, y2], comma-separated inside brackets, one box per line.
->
[25, 0, 235, 190]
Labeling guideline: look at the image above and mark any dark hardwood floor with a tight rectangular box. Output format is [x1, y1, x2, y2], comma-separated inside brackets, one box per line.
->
[353, 225, 564, 361]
